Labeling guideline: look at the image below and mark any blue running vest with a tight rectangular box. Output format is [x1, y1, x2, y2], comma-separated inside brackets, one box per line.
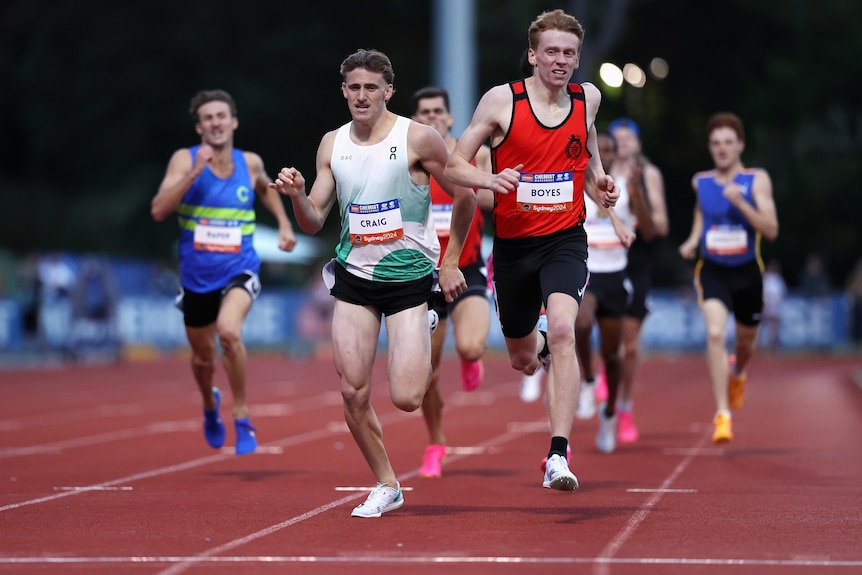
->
[176, 146, 260, 292]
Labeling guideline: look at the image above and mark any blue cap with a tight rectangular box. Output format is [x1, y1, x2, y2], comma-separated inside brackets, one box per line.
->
[608, 117, 640, 139]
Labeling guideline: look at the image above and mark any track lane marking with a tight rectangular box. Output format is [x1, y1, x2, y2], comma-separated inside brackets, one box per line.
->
[0, 555, 859, 567]
[593, 430, 712, 575]
[0, 391, 346, 459]
[152, 424, 549, 575]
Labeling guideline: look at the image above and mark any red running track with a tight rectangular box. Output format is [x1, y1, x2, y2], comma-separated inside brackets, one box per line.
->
[0, 352, 860, 574]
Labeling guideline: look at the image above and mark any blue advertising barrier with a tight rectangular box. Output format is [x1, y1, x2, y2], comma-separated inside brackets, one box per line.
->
[0, 290, 853, 355]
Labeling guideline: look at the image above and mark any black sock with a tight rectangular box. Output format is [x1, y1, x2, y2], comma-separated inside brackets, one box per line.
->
[549, 436, 568, 460]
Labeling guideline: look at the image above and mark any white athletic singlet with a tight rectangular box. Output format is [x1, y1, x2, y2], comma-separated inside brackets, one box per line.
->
[583, 177, 636, 273]
[329, 115, 440, 282]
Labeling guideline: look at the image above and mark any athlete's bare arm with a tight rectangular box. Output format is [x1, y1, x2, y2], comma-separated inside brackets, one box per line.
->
[246, 152, 297, 252]
[583, 122, 618, 209]
[679, 178, 703, 259]
[269, 131, 339, 235]
[446, 85, 523, 195]
[725, 169, 778, 241]
[151, 146, 212, 221]
[643, 163, 669, 237]
[411, 122, 475, 302]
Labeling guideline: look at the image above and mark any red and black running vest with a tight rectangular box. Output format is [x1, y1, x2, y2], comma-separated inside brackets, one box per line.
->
[491, 80, 589, 239]
[430, 176, 485, 267]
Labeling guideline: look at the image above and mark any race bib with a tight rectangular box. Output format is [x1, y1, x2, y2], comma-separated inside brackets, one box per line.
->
[348, 200, 405, 244]
[194, 219, 242, 253]
[431, 204, 453, 237]
[586, 218, 622, 248]
[705, 225, 747, 255]
[516, 171, 574, 213]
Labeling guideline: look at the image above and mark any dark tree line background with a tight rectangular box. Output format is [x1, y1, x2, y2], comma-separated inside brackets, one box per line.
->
[2, 0, 860, 289]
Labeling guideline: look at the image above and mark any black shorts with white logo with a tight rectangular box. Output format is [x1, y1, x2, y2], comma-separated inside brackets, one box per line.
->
[623, 266, 650, 320]
[586, 270, 632, 319]
[329, 260, 433, 317]
[429, 261, 490, 320]
[176, 270, 262, 328]
[492, 226, 589, 339]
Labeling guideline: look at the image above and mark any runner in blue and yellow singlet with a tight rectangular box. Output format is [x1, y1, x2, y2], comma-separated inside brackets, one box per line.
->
[152, 89, 296, 456]
[679, 112, 779, 444]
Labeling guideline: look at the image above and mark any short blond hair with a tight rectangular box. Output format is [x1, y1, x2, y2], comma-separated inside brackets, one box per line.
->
[528, 9, 585, 50]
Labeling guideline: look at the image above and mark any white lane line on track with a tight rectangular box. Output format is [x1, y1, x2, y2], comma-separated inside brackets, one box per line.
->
[662, 447, 725, 456]
[0, 378, 310, 432]
[53, 486, 134, 491]
[0, 385, 191, 432]
[0, 453, 227, 513]
[0, 396, 441, 514]
[151, 424, 548, 575]
[0, 392, 346, 459]
[626, 488, 697, 493]
[593, 430, 713, 575]
[335, 486, 415, 492]
[0, 556, 859, 567]
[0, 421, 199, 458]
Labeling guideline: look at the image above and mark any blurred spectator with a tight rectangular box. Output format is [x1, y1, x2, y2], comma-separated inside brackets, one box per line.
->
[69, 257, 122, 362]
[798, 253, 832, 297]
[35, 252, 77, 349]
[37, 252, 76, 304]
[846, 258, 862, 347]
[0, 249, 22, 297]
[71, 258, 117, 323]
[294, 267, 334, 356]
[152, 261, 180, 296]
[760, 259, 787, 352]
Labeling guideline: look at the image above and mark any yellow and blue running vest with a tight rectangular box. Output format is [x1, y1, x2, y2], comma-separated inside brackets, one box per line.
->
[696, 169, 760, 267]
[175, 146, 259, 292]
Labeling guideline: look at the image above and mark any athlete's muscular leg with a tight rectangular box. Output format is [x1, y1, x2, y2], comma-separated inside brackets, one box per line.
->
[733, 322, 759, 374]
[422, 317, 448, 446]
[333, 301, 397, 486]
[186, 324, 218, 409]
[543, 293, 580, 439]
[449, 295, 491, 363]
[217, 288, 253, 419]
[597, 315, 623, 414]
[385, 304, 433, 412]
[619, 316, 643, 403]
[702, 299, 731, 413]
[575, 292, 598, 383]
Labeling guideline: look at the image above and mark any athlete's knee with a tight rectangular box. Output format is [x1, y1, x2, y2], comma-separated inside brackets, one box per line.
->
[216, 323, 243, 354]
[456, 340, 486, 363]
[622, 336, 640, 358]
[391, 386, 425, 412]
[191, 353, 216, 372]
[705, 324, 726, 347]
[546, 319, 575, 353]
[340, 377, 370, 409]
[602, 351, 622, 374]
[509, 348, 537, 373]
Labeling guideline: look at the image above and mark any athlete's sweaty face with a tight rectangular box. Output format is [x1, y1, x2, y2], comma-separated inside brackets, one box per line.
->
[412, 96, 453, 138]
[708, 126, 744, 170]
[195, 101, 237, 148]
[531, 29, 581, 87]
[341, 68, 393, 123]
[612, 126, 641, 161]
